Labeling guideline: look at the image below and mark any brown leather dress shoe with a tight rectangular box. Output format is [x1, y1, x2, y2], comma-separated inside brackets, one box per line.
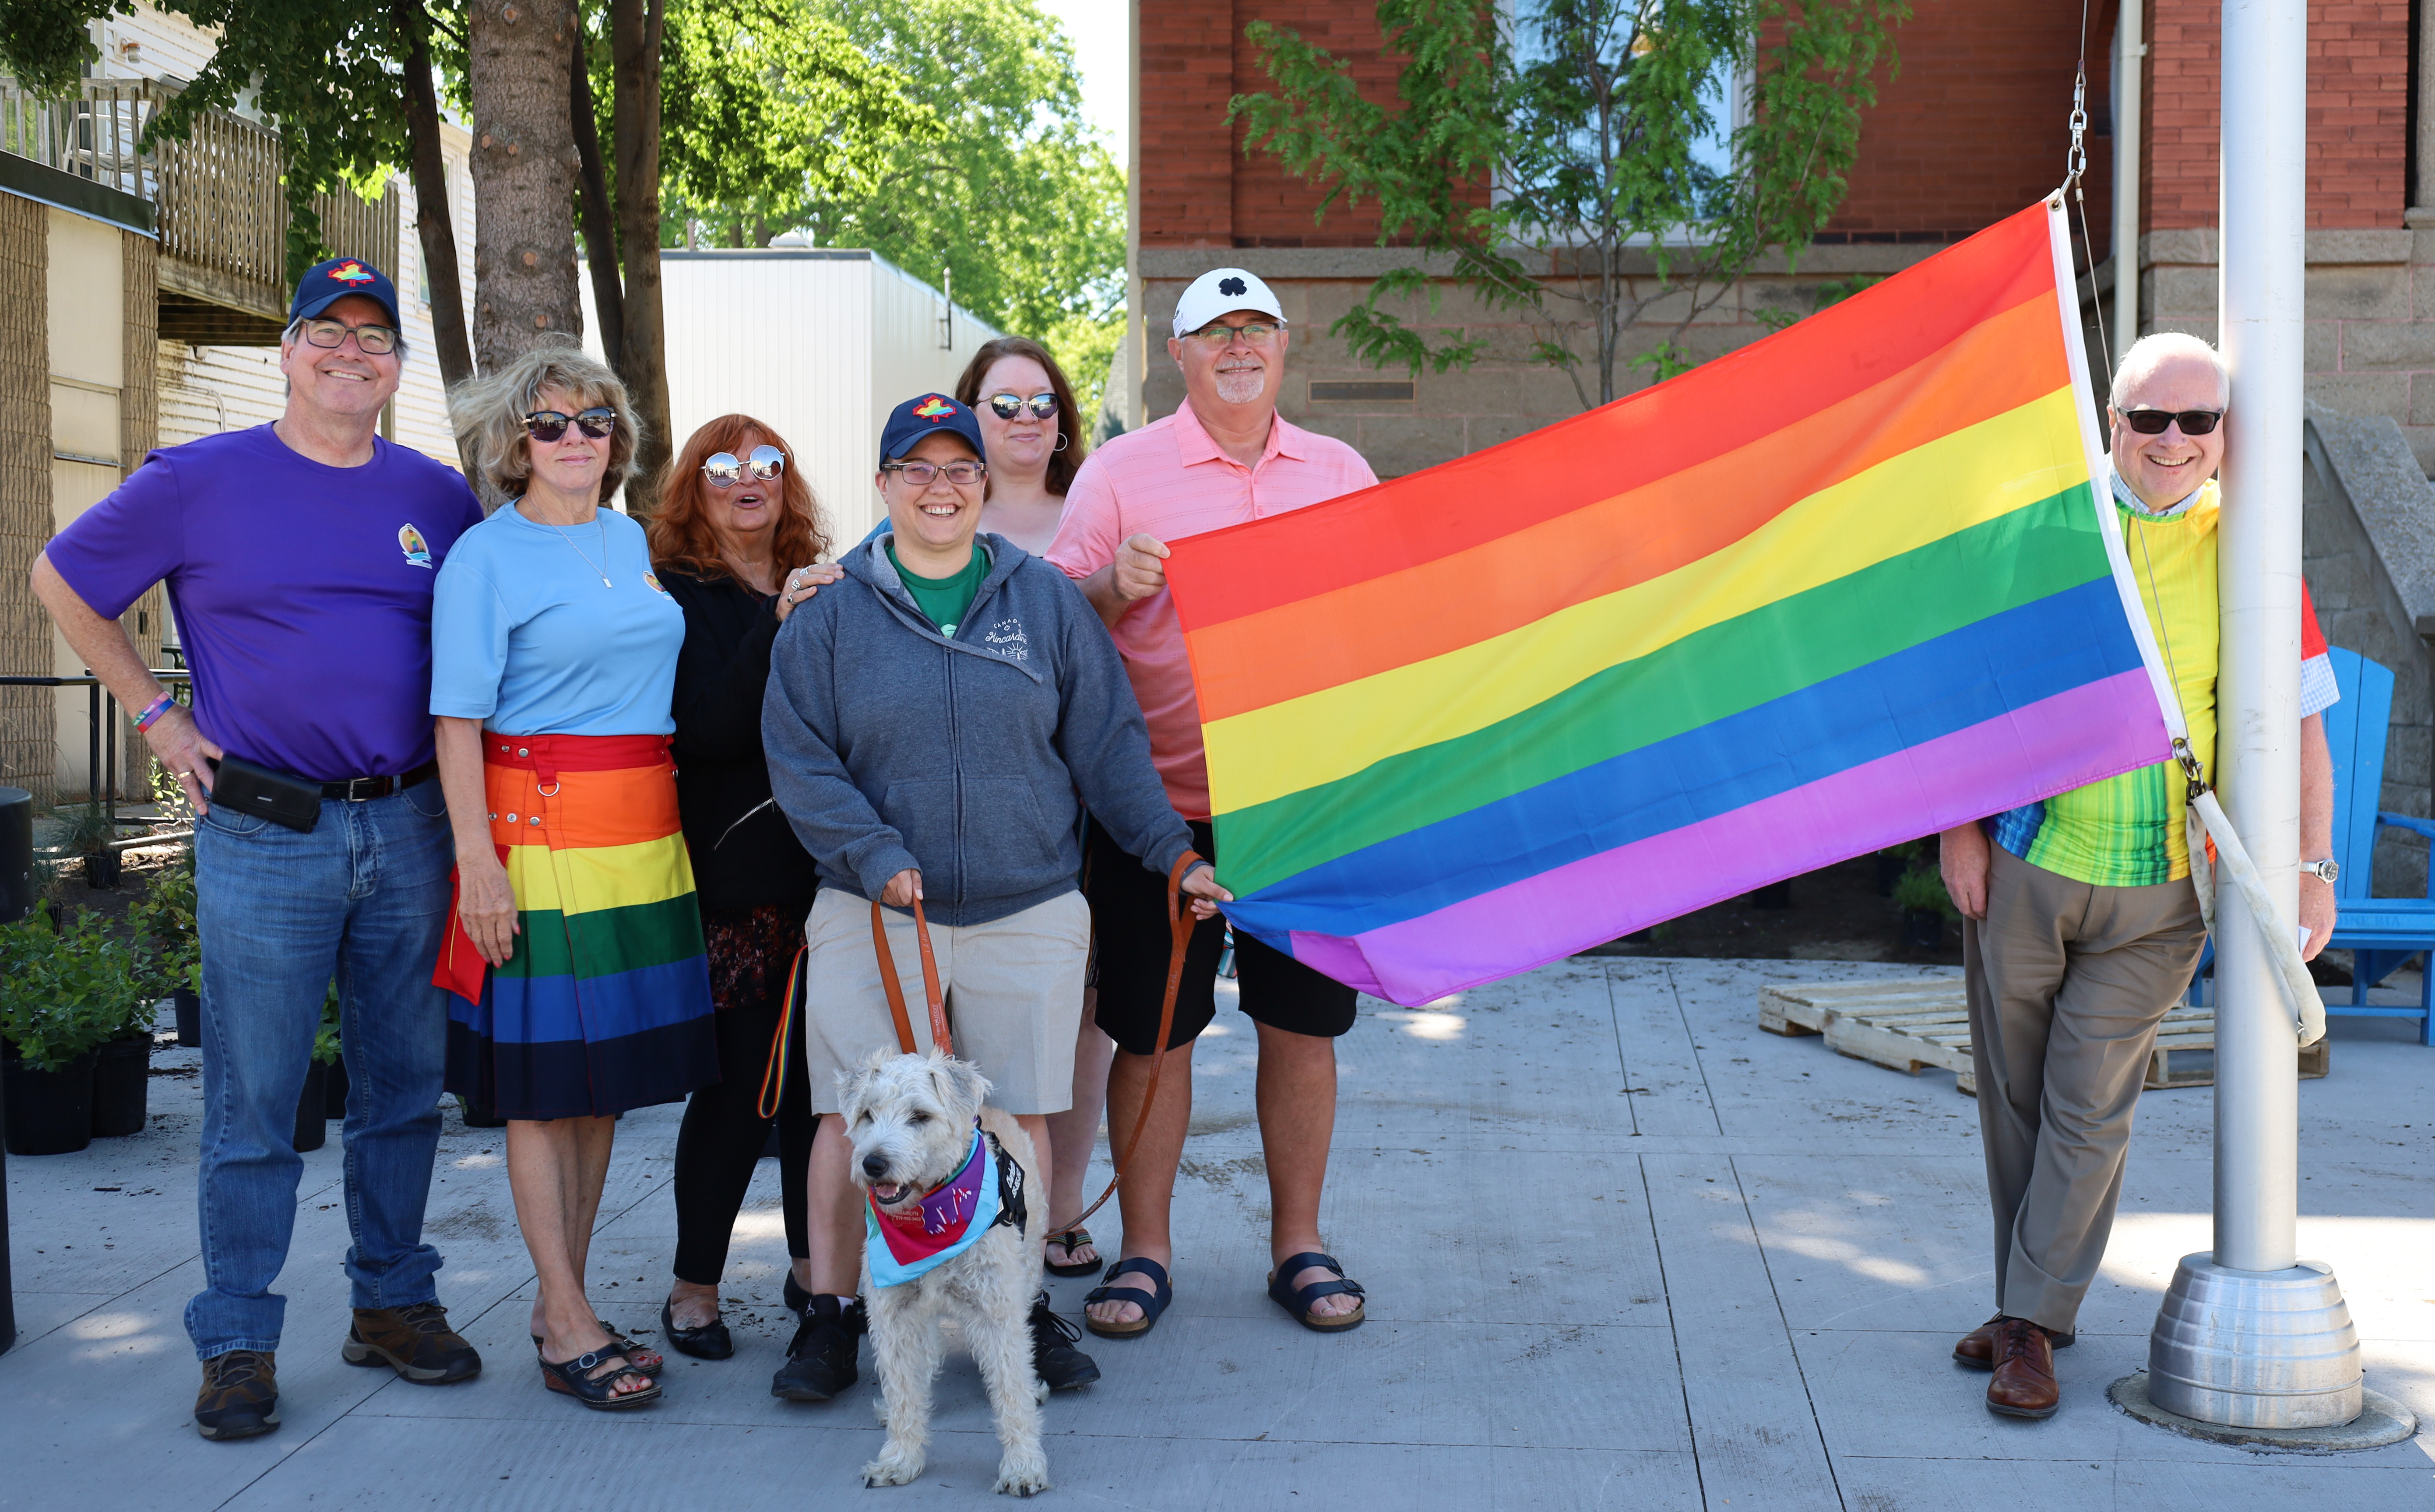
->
[1985, 1316, 2060, 1418]
[1953, 1314, 2075, 1369]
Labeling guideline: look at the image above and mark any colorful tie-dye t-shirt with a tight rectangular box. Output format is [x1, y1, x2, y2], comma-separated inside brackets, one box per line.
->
[1988, 475, 2337, 888]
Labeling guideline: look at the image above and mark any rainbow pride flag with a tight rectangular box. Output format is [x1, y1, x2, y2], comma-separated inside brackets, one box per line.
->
[1164, 201, 2171, 1007]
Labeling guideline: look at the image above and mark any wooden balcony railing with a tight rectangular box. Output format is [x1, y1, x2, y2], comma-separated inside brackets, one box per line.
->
[0, 77, 398, 339]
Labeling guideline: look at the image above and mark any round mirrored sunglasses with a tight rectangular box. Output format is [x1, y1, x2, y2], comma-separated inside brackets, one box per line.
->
[986, 392, 1059, 421]
[703, 444, 787, 487]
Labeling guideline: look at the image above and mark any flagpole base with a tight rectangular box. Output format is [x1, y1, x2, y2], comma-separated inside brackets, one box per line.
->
[2144, 1252, 2365, 1429]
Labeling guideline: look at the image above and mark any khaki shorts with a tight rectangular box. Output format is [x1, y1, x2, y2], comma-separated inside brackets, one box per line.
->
[802, 887, 1090, 1115]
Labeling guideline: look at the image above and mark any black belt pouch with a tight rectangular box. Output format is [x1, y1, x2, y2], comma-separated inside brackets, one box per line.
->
[208, 754, 323, 833]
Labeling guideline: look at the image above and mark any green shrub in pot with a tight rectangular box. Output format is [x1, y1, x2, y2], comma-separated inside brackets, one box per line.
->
[1893, 864, 1961, 921]
[130, 855, 201, 1002]
[0, 914, 133, 1071]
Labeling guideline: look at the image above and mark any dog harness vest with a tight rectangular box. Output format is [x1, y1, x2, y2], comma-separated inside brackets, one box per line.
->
[864, 1127, 1027, 1287]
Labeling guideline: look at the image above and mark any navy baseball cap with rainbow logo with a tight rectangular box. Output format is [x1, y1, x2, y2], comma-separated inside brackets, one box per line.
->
[290, 256, 402, 327]
[879, 392, 986, 466]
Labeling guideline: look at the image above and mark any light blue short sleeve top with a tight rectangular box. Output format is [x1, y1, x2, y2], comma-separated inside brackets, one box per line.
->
[429, 503, 685, 736]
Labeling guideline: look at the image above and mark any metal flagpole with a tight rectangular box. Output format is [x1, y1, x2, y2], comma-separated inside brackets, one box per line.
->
[2143, 0, 2362, 1430]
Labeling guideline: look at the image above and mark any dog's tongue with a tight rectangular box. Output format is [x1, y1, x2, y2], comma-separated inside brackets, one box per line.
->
[873, 1181, 906, 1202]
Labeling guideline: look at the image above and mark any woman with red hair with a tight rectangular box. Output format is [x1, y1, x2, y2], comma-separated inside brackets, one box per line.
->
[647, 415, 840, 1370]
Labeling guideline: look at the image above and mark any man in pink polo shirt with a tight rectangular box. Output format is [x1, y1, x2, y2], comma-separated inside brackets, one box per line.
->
[1046, 268, 1379, 1340]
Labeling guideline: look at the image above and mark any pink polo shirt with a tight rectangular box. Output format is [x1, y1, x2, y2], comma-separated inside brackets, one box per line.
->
[1047, 401, 1379, 819]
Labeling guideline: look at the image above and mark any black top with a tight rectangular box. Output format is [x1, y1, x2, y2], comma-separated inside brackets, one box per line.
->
[662, 566, 820, 916]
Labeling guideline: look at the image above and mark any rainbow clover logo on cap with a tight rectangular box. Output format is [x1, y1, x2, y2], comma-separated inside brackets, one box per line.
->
[914, 396, 957, 420]
[328, 260, 376, 285]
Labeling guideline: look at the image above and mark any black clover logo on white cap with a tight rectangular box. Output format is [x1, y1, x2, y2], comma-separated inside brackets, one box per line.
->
[1219, 276, 1248, 298]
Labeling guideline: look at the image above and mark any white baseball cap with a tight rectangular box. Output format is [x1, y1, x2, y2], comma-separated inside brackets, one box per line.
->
[1172, 268, 1286, 339]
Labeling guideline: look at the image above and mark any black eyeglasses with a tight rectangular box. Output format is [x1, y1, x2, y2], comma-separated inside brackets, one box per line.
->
[986, 391, 1059, 421]
[296, 317, 400, 355]
[2121, 408, 2223, 436]
[881, 459, 986, 486]
[523, 408, 617, 442]
[1181, 320, 1280, 348]
[703, 445, 786, 487]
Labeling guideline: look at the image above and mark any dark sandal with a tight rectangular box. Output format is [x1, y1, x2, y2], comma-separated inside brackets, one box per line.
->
[1268, 1252, 1365, 1333]
[531, 1326, 663, 1377]
[535, 1344, 661, 1410]
[1082, 1258, 1172, 1339]
[661, 1298, 734, 1361]
[1045, 1227, 1103, 1279]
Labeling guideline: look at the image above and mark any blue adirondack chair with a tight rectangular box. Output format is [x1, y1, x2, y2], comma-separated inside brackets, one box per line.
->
[2190, 646, 2435, 1042]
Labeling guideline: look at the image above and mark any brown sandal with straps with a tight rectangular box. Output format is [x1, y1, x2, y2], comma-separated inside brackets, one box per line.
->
[1045, 1227, 1102, 1279]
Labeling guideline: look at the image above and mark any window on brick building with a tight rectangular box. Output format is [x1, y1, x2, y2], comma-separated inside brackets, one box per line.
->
[1501, 0, 1750, 240]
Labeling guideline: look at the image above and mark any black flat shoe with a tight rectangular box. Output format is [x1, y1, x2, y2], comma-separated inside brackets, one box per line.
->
[661, 1298, 734, 1361]
[783, 1271, 811, 1317]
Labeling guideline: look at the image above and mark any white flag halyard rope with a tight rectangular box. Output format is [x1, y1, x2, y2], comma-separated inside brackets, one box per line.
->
[2042, 196, 2324, 1049]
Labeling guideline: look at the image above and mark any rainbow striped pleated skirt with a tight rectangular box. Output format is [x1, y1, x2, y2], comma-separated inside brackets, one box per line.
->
[437, 732, 718, 1119]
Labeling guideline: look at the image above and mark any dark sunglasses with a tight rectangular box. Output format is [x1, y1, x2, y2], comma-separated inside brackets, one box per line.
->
[986, 391, 1059, 421]
[703, 445, 786, 487]
[2120, 408, 2223, 436]
[523, 408, 617, 442]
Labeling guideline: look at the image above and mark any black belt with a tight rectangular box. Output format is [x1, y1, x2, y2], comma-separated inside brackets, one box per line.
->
[321, 760, 439, 802]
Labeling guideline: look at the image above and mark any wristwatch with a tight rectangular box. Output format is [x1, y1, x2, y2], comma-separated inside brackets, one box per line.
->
[2300, 858, 2339, 885]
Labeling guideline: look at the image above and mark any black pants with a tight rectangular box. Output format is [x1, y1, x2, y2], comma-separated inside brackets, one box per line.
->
[672, 904, 817, 1285]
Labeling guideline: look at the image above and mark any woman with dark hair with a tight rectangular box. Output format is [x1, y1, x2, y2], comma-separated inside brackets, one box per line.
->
[950, 337, 1109, 1280]
[644, 414, 843, 1372]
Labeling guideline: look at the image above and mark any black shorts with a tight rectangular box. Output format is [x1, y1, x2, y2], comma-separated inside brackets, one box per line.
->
[1084, 818, 1359, 1055]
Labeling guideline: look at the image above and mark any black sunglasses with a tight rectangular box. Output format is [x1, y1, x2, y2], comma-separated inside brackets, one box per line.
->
[523, 408, 617, 442]
[986, 391, 1059, 421]
[2120, 408, 2223, 436]
[703, 445, 786, 487]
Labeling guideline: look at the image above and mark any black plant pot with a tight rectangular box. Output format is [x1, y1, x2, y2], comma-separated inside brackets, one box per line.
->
[1748, 879, 1793, 910]
[1876, 852, 1908, 897]
[1903, 908, 1946, 952]
[293, 1061, 330, 1153]
[172, 988, 201, 1049]
[2, 1047, 98, 1156]
[83, 850, 120, 890]
[457, 1091, 508, 1130]
[324, 1053, 350, 1120]
[91, 1035, 150, 1137]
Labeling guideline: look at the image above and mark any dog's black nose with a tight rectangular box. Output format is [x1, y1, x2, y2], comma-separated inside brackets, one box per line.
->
[862, 1153, 887, 1180]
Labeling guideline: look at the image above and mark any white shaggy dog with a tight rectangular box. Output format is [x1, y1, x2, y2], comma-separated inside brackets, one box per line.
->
[840, 1048, 1049, 1497]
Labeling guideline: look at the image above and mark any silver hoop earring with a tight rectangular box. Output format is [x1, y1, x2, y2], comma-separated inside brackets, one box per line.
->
[1053, 434, 1069, 452]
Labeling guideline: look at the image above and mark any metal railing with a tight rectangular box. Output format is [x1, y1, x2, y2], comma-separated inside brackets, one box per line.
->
[0, 671, 194, 857]
[0, 77, 399, 325]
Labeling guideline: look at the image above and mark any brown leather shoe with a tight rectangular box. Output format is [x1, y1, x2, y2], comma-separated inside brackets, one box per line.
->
[1985, 1316, 2060, 1418]
[195, 1350, 279, 1440]
[1953, 1314, 2075, 1369]
[344, 1301, 482, 1384]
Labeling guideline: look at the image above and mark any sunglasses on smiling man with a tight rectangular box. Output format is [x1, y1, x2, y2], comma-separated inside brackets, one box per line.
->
[2119, 408, 2224, 436]
[702, 445, 787, 487]
[521, 408, 618, 442]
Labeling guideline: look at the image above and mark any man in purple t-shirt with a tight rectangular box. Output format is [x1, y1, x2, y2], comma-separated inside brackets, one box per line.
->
[33, 258, 488, 1441]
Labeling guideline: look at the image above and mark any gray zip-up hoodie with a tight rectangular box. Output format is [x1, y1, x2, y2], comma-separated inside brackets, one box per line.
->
[762, 531, 1196, 925]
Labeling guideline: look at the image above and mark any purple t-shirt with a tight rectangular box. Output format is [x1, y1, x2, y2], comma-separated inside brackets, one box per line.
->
[45, 425, 486, 781]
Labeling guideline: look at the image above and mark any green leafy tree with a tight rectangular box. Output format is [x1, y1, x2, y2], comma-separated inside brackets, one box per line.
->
[1232, 0, 1906, 408]
[803, 0, 1126, 407]
[651, 0, 938, 247]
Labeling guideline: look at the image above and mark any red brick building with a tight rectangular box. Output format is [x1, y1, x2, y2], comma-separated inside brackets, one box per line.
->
[1125, 0, 2435, 471]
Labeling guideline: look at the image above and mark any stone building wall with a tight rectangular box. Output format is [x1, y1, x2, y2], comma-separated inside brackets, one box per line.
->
[0, 195, 54, 801]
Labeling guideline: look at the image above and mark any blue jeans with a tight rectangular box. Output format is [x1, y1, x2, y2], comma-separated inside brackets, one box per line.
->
[186, 778, 456, 1361]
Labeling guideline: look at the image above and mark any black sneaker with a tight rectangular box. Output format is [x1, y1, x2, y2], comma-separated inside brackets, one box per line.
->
[194, 1350, 280, 1441]
[1030, 1293, 1100, 1390]
[772, 1294, 864, 1402]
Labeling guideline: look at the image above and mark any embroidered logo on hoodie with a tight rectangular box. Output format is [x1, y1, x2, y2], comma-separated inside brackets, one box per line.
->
[982, 618, 1029, 662]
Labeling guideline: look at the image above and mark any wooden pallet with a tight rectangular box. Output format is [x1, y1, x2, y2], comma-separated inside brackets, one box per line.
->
[1759, 978, 2329, 1095]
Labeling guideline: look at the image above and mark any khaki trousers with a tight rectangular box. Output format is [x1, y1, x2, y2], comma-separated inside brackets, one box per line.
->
[1963, 844, 2207, 1333]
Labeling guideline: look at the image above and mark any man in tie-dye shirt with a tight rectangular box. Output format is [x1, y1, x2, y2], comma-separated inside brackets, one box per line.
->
[1935, 332, 2338, 1423]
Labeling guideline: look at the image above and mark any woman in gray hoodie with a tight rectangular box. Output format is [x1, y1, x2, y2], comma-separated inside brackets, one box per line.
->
[760, 391, 1227, 1402]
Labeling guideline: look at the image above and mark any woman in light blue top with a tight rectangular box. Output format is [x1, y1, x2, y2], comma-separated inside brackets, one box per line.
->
[431, 345, 715, 1413]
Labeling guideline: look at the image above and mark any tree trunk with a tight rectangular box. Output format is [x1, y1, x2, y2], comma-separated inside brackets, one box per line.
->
[464, 0, 584, 371]
[609, 0, 670, 513]
[392, 0, 474, 390]
[570, 19, 624, 370]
